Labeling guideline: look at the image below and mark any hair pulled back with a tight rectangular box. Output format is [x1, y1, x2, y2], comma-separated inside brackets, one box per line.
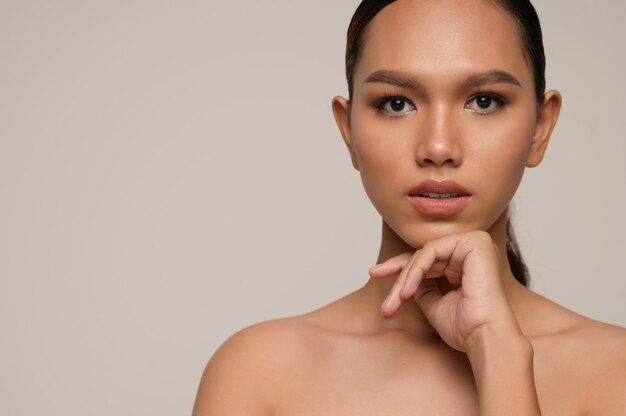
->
[343, 0, 546, 287]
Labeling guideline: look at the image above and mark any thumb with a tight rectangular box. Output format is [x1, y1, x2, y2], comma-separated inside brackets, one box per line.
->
[413, 279, 444, 325]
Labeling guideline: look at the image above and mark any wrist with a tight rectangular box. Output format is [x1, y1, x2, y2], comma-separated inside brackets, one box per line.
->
[463, 323, 540, 415]
[464, 321, 532, 365]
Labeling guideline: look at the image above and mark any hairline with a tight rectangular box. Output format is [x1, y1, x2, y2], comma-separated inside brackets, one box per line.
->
[348, 0, 538, 104]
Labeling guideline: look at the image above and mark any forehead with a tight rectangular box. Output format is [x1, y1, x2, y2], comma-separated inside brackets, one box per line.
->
[355, 0, 532, 87]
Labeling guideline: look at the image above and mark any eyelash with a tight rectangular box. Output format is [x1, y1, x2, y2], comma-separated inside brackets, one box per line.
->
[373, 91, 508, 118]
[467, 92, 508, 115]
[373, 95, 415, 118]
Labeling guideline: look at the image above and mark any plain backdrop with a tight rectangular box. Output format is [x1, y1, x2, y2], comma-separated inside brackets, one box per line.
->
[1, 1, 625, 415]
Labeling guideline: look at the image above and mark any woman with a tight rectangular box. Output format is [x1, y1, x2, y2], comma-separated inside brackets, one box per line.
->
[193, 0, 626, 414]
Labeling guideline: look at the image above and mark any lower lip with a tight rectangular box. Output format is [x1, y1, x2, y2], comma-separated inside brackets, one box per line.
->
[406, 195, 472, 216]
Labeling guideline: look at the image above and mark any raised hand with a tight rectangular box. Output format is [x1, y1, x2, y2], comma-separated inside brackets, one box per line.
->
[369, 231, 524, 353]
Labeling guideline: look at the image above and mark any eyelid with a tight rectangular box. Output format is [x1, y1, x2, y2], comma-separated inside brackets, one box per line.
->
[465, 92, 508, 114]
[374, 95, 417, 117]
[372, 90, 507, 117]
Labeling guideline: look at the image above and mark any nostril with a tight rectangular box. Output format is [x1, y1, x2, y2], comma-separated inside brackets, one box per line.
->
[421, 158, 455, 167]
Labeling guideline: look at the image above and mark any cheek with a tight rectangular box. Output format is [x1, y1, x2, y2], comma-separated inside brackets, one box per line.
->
[349, 104, 537, 232]
[467, 112, 535, 199]
[350, 117, 412, 204]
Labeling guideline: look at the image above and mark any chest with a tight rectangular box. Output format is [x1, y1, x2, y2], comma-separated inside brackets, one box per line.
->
[276, 337, 479, 415]
[274, 335, 586, 416]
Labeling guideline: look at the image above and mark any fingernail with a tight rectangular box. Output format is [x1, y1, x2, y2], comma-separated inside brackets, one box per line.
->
[381, 295, 391, 311]
[370, 264, 384, 272]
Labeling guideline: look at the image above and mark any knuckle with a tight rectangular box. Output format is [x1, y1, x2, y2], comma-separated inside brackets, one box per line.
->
[394, 252, 412, 262]
[472, 230, 492, 244]
[478, 230, 491, 239]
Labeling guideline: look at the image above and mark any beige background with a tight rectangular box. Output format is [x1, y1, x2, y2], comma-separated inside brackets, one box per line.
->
[1, 1, 625, 414]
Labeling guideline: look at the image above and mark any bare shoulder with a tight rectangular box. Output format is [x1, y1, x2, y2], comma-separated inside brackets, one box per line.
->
[192, 315, 320, 416]
[570, 318, 626, 415]
[535, 310, 626, 415]
[570, 317, 626, 376]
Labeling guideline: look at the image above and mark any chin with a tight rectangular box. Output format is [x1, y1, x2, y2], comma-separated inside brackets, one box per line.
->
[375, 194, 510, 248]
[392, 218, 489, 249]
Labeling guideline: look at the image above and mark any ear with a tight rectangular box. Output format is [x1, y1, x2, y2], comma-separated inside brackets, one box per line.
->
[526, 89, 562, 168]
[331, 96, 360, 171]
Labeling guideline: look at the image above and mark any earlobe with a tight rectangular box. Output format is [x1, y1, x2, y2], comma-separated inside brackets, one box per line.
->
[526, 89, 562, 168]
[331, 96, 360, 171]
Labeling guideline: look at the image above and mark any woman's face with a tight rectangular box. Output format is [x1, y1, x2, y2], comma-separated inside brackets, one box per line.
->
[333, 0, 560, 248]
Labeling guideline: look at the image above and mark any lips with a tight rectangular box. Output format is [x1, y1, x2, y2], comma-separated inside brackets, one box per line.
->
[406, 179, 472, 216]
[407, 179, 471, 197]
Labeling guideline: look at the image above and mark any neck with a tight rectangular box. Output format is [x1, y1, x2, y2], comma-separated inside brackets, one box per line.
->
[358, 209, 528, 339]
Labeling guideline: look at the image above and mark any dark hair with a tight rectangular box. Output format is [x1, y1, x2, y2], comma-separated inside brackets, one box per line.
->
[344, 0, 545, 287]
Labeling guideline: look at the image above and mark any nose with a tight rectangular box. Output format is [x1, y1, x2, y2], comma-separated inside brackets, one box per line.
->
[415, 106, 463, 168]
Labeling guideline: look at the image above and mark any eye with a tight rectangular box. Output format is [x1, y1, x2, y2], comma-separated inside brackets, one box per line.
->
[375, 96, 416, 117]
[465, 93, 507, 114]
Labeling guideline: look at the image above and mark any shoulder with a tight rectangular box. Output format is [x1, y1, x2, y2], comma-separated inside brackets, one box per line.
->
[192, 316, 320, 416]
[568, 318, 626, 377]
[537, 316, 626, 415]
[572, 319, 626, 415]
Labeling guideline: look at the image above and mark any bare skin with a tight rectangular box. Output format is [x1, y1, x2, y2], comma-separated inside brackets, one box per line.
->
[193, 217, 626, 415]
[193, 0, 626, 414]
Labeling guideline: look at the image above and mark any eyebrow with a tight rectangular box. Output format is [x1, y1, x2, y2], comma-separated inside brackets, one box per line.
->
[363, 69, 522, 92]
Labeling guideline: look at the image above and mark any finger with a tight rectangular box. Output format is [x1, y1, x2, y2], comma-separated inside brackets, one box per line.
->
[381, 253, 420, 316]
[443, 266, 463, 285]
[399, 246, 440, 298]
[400, 262, 429, 299]
[413, 280, 444, 327]
[368, 262, 403, 278]
[402, 234, 475, 297]
[368, 252, 412, 278]
[413, 278, 440, 306]
[401, 259, 448, 281]
[427, 259, 448, 277]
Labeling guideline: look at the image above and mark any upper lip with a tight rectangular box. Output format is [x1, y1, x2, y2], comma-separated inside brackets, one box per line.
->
[407, 179, 471, 196]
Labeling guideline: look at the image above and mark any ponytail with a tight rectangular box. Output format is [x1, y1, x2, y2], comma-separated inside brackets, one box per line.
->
[505, 217, 529, 287]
